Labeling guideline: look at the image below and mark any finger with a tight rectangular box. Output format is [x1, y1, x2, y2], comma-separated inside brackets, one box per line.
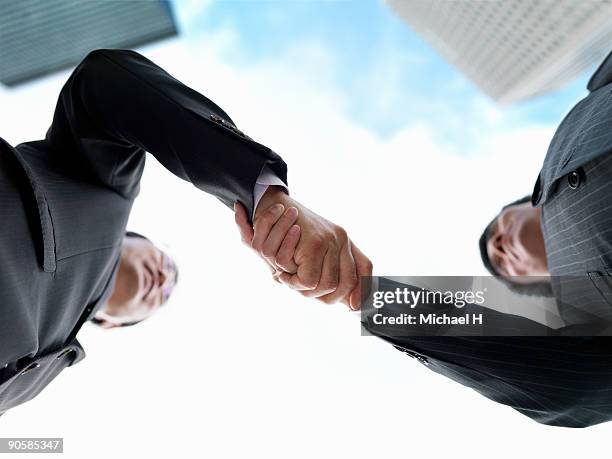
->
[260, 206, 299, 263]
[234, 201, 254, 245]
[318, 239, 357, 305]
[277, 241, 326, 291]
[301, 244, 339, 298]
[348, 242, 373, 311]
[294, 246, 327, 290]
[277, 268, 317, 291]
[235, 201, 293, 279]
[260, 250, 285, 281]
[275, 225, 301, 273]
[251, 203, 286, 252]
[271, 268, 283, 283]
[277, 271, 300, 289]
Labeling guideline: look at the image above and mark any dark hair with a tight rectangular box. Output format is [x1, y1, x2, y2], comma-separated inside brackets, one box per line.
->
[125, 230, 149, 241]
[479, 195, 554, 297]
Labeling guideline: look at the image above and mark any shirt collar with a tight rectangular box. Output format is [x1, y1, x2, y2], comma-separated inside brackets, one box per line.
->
[588, 49, 612, 92]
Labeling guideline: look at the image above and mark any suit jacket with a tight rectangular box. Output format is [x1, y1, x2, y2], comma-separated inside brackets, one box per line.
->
[0, 49, 287, 414]
[362, 50, 612, 428]
[533, 49, 612, 324]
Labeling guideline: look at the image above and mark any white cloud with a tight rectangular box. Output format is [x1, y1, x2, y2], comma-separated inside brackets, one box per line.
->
[172, 0, 213, 32]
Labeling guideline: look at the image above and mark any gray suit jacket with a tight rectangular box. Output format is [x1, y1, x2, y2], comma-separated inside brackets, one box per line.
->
[0, 49, 287, 415]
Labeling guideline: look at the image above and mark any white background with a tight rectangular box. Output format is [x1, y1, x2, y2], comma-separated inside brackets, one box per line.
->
[0, 21, 607, 459]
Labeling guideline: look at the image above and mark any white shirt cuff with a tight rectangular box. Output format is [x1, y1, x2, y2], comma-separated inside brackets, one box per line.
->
[253, 164, 288, 218]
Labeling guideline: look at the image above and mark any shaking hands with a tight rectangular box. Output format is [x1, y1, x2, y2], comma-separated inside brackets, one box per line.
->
[234, 186, 372, 310]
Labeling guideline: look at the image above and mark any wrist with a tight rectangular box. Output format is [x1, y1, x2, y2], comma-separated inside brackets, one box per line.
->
[254, 185, 290, 221]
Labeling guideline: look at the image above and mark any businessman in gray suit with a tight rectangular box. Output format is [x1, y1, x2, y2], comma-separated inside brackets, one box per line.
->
[237, 49, 612, 428]
[0, 48, 371, 416]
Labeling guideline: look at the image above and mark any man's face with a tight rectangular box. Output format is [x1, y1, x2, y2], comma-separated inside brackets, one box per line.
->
[95, 236, 178, 328]
[486, 202, 548, 281]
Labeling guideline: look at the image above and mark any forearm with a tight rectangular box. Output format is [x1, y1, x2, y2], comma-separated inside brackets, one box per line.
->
[46, 48, 287, 216]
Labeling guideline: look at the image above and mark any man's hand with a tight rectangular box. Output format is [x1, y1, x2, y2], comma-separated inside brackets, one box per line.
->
[234, 186, 372, 309]
[234, 198, 301, 282]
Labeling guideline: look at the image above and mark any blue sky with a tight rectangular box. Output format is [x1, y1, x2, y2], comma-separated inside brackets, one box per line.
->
[172, 0, 593, 149]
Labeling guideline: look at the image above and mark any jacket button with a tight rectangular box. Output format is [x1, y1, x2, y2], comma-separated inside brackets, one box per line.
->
[568, 170, 581, 189]
[209, 114, 229, 125]
[20, 362, 40, 375]
[401, 348, 429, 364]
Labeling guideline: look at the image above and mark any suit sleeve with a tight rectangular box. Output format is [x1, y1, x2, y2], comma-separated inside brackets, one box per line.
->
[45, 48, 287, 218]
[362, 277, 612, 339]
[361, 278, 612, 428]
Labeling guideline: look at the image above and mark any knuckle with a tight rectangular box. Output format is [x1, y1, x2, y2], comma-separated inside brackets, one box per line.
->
[326, 229, 338, 242]
[302, 274, 319, 289]
[310, 236, 325, 251]
[334, 225, 348, 241]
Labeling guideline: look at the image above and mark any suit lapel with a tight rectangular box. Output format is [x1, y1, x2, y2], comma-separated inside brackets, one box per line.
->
[0, 137, 56, 273]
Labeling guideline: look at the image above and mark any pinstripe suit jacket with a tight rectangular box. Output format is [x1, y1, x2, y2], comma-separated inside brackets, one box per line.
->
[533, 50, 612, 325]
[0, 49, 287, 414]
[364, 52, 612, 428]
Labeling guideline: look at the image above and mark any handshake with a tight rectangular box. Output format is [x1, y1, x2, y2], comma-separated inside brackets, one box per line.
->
[234, 185, 372, 310]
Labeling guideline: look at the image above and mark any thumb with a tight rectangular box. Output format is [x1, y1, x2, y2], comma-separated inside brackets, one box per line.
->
[348, 242, 373, 311]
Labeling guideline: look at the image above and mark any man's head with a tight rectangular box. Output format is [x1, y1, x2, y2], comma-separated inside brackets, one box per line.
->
[479, 196, 553, 296]
[93, 232, 179, 328]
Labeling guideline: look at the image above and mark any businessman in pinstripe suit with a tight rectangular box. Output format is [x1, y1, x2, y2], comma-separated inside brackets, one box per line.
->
[236, 50, 612, 428]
